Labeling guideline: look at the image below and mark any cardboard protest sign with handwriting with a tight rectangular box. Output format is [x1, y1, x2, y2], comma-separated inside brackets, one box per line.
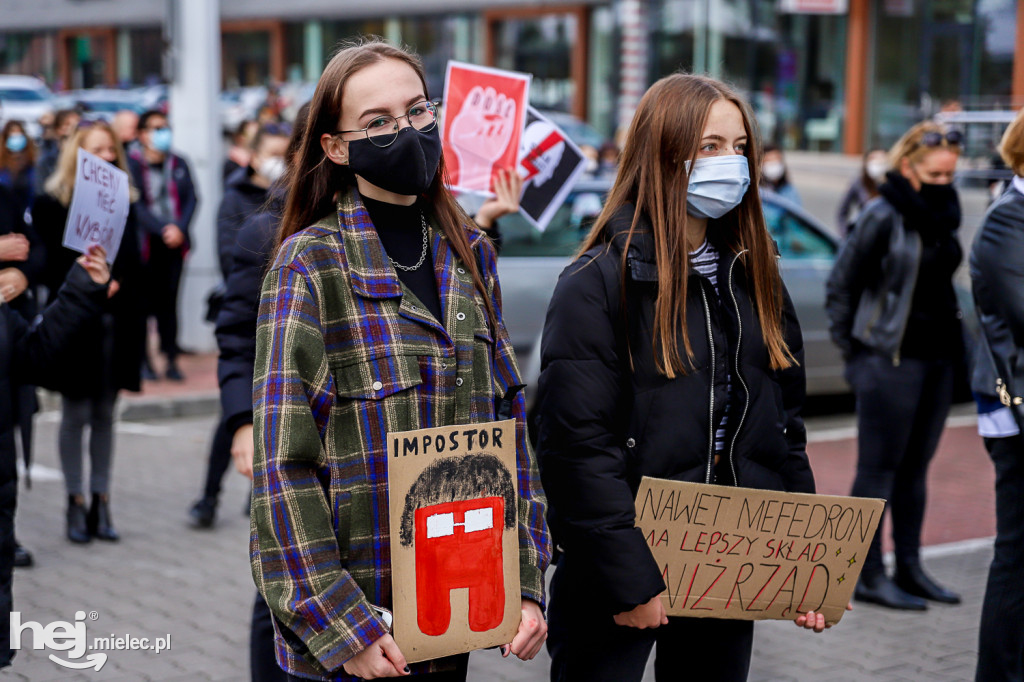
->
[62, 148, 129, 264]
[634, 477, 884, 624]
[441, 61, 530, 194]
[387, 420, 520, 663]
[517, 107, 588, 232]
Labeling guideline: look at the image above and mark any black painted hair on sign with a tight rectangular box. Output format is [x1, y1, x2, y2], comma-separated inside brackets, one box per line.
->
[399, 454, 516, 547]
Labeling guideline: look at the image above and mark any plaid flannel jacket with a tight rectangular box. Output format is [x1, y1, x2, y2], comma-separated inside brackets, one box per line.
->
[251, 188, 551, 680]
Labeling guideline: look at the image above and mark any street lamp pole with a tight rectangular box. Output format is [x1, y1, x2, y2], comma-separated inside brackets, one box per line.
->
[168, 0, 222, 353]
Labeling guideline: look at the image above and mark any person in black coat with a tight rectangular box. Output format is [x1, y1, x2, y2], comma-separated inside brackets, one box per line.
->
[1, 245, 111, 668]
[970, 109, 1024, 682]
[826, 121, 965, 611]
[536, 74, 824, 682]
[128, 109, 198, 381]
[188, 123, 290, 529]
[31, 121, 145, 544]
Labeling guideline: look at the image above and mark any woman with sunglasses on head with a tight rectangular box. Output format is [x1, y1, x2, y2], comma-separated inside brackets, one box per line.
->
[251, 39, 550, 681]
[827, 122, 965, 611]
[536, 74, 827, 682]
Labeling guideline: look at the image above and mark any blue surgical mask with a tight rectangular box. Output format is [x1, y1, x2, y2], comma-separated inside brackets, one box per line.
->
[685, 155, 750, 219]
[150, 128, 173, 153]
[5, 133, 27, 153]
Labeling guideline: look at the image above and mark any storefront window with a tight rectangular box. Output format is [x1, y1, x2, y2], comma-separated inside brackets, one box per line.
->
[492, 14, 577, 113]
[128, 28, 163, 86]
[0, 32, 56, 83]
[588, 5, 618, 139]
[222, 31, 270, 88]
[399, 15, 477, 101]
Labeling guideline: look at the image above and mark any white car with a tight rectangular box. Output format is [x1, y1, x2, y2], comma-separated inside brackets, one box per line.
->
[0, 75, 54, 140]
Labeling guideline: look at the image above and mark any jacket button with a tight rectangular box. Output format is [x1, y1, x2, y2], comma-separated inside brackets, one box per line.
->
[441, 362, 448, 370]
[457, 267, 466, 275]
[456, 312, 466, 321]
[626, 437, 636, 448]
[372, 381, 383, 391]
[455, 377, 464, 386]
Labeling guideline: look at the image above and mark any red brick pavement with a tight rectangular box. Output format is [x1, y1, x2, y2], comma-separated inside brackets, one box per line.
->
[126, 351, 219, 399]
[808, 423, 997, 549]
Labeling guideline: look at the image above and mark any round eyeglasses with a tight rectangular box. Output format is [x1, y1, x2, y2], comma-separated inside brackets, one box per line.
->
[334, 100, 438, 148]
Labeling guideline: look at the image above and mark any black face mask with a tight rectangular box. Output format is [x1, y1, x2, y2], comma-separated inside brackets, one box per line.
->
[346, 126, 442, 196]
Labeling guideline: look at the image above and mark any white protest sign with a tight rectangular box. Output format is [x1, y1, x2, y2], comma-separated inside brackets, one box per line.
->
[63, 148, 130, 264]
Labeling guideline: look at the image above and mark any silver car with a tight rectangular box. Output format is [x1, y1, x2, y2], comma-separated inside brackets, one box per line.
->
[491, 179, 846, 412]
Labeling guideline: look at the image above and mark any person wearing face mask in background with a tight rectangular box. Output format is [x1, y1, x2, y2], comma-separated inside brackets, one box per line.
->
[253, 39, 550, 681]
[760, 144, 801, 207]
[187, 121, 291, 530]
[34, 109, 80, 196]
[836, 148, 888, 236]
[536, 74, 829, 682]
[0, 121, 38, 218]
[128, 109, 197, 382]
[827, 122, 966, 611]
[32, 121, 146, 545]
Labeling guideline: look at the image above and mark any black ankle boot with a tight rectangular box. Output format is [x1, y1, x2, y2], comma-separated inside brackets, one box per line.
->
[87, 493, 119, 542]
[853, 572, 927, 610]
[67, 496, 91, 544]
[189, 497, 217, 529]
[896, 563, 961, 604]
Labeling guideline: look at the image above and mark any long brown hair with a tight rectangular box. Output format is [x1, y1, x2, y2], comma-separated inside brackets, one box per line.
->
[578, 73, 793, 377]
[0, 120, 36, 171]
[277, 37, 495, 330]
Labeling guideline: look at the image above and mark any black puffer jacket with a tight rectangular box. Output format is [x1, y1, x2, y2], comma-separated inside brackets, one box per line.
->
[536, 204, 812, 614]
[970, 181, 1024, 425]
[216, 199, 279, 433]
[217, 166, 269, 278]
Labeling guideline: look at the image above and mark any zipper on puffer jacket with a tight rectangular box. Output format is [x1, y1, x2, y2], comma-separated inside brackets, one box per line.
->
[726, 251, 751, 487]
[699, 282, 716, 485]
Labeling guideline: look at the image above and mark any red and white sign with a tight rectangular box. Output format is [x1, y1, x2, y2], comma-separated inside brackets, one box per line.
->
[442, 61, 531, 194]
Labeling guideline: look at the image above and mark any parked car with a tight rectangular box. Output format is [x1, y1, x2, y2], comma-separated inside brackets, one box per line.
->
[487, 178, 848, 416]
[536, 109, 608, 149]
[64, 89, 146, 122]
[0, 75, 53, 139]
[220, 86, 267, 132]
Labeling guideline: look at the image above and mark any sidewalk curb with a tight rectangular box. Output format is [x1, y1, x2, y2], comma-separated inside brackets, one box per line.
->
[119, 392, 221, 422]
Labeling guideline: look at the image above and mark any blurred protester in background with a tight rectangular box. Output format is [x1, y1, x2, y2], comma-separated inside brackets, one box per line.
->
[188, 121, 291, 529]
[579, 144, 599, 176]
[34, 109, 80, 195]
[0, 244, 111, 669]
[0, 121, 37, 217]
[223, 119, 258, 182]
[129, 109, 197, 382]
[827, 121, 965, 611]
[211, 104, 308, 682]
[0, 179, 43, 569]
[970, 108, 1024, 682]
[33, 121, 145, 545]
[111, 110, 139, 148]
[837, 148, 887, 236]
[597, 141, 619, 177]
[761, 144, 801, 206]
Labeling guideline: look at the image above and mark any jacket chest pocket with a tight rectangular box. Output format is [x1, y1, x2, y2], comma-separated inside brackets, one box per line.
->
[333, 353, 423, 401]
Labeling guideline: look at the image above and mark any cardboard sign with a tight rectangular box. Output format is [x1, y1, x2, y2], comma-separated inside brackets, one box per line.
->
[62, 148, 129, 264]
[387, 420, 520, 663]
[634, 477, 884, 625]
[517, 107, 588, 233]
[442, 61, 531, 195]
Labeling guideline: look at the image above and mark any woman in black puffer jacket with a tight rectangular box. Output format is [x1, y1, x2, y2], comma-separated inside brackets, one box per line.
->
[826, 121, 965, 611]
[536, 74, 818, 682]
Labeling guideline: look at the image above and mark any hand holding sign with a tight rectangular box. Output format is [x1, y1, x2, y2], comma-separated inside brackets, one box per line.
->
[63, 149, 129, 264]
[76, 244, 111, 285]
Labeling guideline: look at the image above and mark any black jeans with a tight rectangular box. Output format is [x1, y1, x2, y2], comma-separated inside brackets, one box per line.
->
[0, 480, 16, 668]
[847, 353, 954, 577]
[547, 558, 753, 682]
[144, 240, 184, 360]
[976, 434, 1024, 682]
[201, 419, 234, 502]
[251, 593, 287, 682]
[283, 653, 468, 681]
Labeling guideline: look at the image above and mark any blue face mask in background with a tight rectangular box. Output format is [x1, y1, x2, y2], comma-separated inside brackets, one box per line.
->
[150, 128, 173, 153]
[5, 133, 27, 153]
[685, 155, 750, 219]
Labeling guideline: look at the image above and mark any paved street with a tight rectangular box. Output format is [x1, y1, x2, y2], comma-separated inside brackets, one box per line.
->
[3, 402, 996, 681]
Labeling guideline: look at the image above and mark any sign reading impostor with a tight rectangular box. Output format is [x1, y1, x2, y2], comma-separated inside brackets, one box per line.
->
[634, 477, 884, 624]
[388, 420, 520, 663]
[517, 107, 588, 233]
[63, 148, 129, 264]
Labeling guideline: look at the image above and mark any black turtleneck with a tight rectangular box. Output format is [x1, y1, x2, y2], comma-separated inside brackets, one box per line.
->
[878, 172, 963, 361]
[361, 193, 443, 322]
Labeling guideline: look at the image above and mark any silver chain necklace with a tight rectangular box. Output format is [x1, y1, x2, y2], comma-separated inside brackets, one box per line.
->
[389, 212, 429, 272]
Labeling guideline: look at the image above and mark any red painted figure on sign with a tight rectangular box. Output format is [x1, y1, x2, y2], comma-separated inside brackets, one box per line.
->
[414, 496, 505, 635]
